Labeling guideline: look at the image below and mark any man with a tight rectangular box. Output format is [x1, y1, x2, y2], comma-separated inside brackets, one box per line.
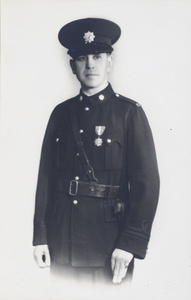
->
[33, 18, 160, 287]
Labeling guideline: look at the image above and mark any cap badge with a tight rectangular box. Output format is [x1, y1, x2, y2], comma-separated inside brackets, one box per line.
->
[83, 31, 95, 44]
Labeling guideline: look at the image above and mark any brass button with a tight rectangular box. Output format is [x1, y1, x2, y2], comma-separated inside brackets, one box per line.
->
[73, 200, 78, 205]
[99, 94, 104, 101]
[85, 107, 89, 111]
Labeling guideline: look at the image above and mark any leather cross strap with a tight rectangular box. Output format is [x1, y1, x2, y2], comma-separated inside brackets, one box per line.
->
[70, 103, 98, 183]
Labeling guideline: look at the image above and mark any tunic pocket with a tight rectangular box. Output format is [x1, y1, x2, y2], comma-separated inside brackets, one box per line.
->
[54, 123, 73, 170]
[55, 137, 64, 168]
[55, 135, 69, 171]
[105, 130, 124, 170]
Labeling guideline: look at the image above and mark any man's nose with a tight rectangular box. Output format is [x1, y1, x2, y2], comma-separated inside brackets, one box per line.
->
[85, 56, 94, 69]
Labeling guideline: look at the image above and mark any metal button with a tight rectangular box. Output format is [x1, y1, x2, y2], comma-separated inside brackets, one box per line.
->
[115, 93, 120, 97]
[107, 139, 111, 143]
[79, 96, 83, 101]
[56, 138, 59, 142]
[73, 200, 78, 205]
[85, 107, 89, 111]
[99, 94, 105, 101]
[79, 129, 84, 133]
[76, 153, 79, 156]
[75, 176, 79, 181]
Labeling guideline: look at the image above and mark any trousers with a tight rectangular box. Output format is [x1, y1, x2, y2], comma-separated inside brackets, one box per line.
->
[50, 260, 134, 300]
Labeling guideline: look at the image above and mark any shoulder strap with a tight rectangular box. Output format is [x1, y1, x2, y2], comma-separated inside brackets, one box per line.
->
[70, 104, 98, 183]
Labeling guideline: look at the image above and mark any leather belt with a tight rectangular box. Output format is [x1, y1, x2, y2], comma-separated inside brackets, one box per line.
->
[59, 179, 120, 199]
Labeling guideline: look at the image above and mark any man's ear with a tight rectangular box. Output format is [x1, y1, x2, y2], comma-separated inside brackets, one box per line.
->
[70, 59, 76, 74]
[107, 54, 113, 72]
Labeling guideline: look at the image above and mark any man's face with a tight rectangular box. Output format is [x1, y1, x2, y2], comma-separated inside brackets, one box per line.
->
[70, 53, 113, 92]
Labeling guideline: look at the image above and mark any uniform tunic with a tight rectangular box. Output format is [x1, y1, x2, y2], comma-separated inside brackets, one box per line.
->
[33, 83, 160, 267]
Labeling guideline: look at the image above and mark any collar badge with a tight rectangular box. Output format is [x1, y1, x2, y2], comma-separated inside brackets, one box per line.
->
[83, 31, 95, 44]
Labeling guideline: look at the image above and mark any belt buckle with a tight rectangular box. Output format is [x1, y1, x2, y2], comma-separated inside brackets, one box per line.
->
[69, 180, 78, 196]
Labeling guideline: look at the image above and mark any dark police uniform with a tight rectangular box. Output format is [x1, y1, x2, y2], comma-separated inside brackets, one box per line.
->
[33, 18, 160, 281]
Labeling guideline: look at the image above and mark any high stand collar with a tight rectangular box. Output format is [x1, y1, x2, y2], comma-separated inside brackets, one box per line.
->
[79, 83, 115, 107]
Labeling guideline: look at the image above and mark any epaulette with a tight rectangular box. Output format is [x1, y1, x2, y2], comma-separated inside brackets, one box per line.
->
[114, 93, 142, 107]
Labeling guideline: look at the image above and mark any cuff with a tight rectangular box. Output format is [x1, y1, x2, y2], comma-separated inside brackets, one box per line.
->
[116, 233, 149, 259]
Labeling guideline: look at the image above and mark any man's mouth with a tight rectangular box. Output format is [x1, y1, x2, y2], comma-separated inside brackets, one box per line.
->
[85, 73, 98, 77]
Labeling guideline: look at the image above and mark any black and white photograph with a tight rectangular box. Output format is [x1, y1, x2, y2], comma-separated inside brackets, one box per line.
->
[1, 1, 191, 300]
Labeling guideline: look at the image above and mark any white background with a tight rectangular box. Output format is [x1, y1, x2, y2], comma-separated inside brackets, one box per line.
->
[1, 0, 191, 299]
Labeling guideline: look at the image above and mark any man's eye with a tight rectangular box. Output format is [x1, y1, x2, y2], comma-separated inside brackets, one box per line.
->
[93, 55, 101, 59]
[77, 56, 87, 61]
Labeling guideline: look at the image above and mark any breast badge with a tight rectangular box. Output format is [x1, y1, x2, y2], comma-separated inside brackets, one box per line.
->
[94, 126, 105, 146]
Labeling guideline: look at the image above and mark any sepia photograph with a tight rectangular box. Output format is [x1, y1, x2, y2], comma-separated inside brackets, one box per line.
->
[1, 0, 191, 299]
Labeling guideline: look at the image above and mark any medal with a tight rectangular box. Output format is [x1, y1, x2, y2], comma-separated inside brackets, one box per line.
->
[94, 126, 105, 146]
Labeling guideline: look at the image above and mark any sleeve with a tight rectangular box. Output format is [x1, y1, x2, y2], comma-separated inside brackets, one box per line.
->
[117, 105, 160, 259]
[33, 111, 56, 246]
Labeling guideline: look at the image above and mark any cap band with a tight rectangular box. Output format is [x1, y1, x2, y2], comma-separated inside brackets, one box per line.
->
[68, 43, 113, 59]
